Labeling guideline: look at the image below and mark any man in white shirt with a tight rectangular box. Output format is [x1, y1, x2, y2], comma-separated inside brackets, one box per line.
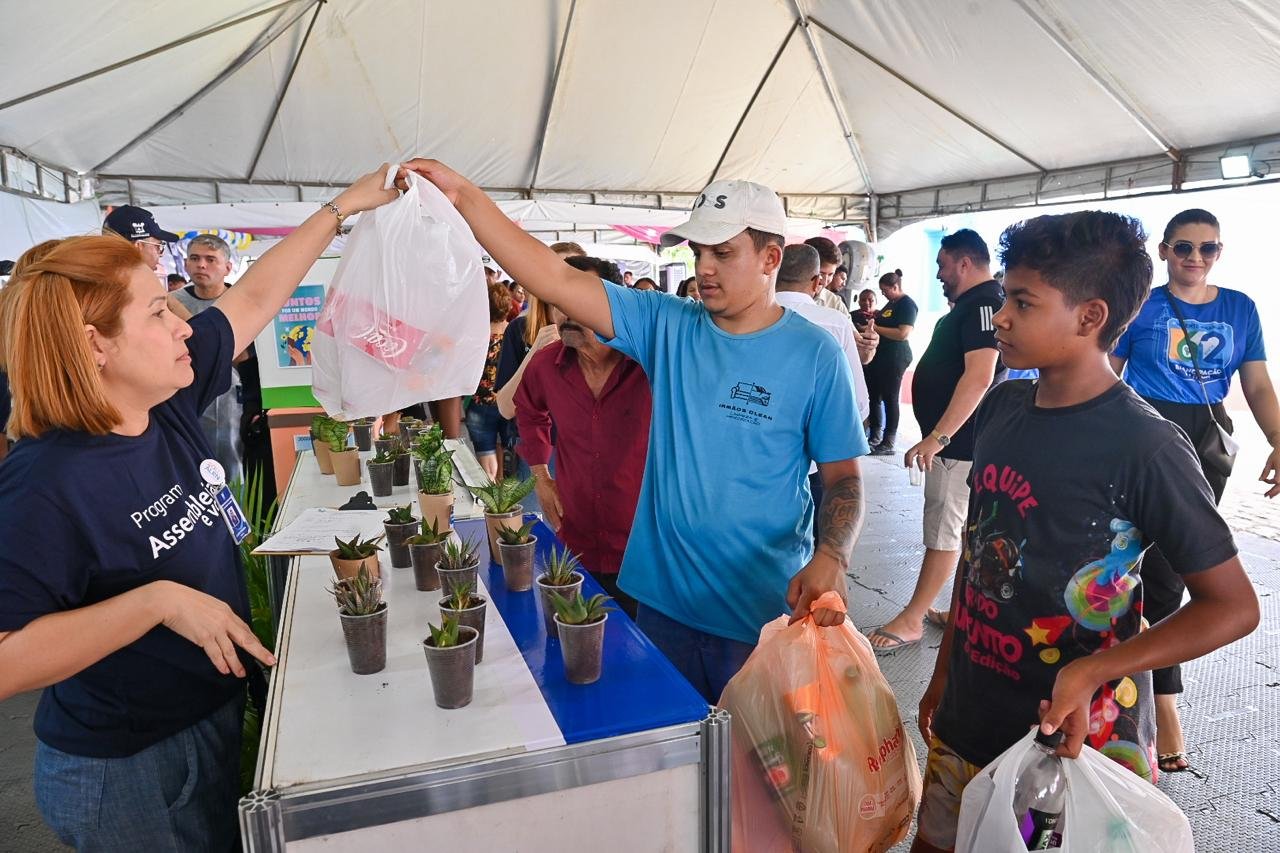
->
[805, 236, 849, 313]
[776, 244, 869, 544]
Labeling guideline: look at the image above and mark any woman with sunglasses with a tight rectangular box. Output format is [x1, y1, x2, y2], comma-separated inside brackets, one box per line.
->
[0, 166, 399, 850]
[1112, 207, 1280, 774]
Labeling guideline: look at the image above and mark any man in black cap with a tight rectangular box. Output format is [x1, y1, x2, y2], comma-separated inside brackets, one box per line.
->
[103, 205, 180, 274]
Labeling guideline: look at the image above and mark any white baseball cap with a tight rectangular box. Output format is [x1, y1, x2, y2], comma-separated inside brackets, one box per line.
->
[660, 179, 787, 248]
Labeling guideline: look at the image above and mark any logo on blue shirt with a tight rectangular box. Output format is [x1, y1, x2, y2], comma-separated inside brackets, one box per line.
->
[1164, 318, 1234, 383]
[730, 381, 772, 407]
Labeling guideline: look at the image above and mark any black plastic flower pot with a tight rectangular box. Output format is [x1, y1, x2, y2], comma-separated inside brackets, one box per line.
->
[409, 541, 446, 591]
[383, 520, 418, 569]
[374, 438, 397, 457]
[436, 562, 479, 599]
[392, 453, 411, 487]
[536, 572, 583, 637]
[368, 461, 394, 497]
[439, 596, 487, 663]
[352, 421, 374, 451]
[339, 604, 388, 675]
[497, 536, 537, 592]
[422, 626, 478, 709]
[556, 614, 607, 684]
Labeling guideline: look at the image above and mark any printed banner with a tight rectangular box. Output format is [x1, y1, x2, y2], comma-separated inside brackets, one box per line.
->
[273, 284, 324, 368]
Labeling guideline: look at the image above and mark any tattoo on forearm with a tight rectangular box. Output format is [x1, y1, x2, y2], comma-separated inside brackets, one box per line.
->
[818, 473, 864, 566]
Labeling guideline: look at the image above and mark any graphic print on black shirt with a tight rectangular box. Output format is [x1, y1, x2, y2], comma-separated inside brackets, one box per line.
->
[934, 380, 1237, 780]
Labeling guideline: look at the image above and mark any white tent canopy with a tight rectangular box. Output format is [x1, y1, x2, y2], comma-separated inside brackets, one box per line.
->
[2, 0, 1279, 237]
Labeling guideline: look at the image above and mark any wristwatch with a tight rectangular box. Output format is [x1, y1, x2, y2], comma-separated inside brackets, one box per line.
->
[931, 430, 951, 447]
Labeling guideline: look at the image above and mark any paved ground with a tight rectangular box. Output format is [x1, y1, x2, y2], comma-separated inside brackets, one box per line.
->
[2, 420, 1277, 852]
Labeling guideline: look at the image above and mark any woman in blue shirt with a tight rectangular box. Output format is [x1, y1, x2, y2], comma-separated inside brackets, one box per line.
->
[0, 166, 398, 850]
[1113, 207, 1280, 774]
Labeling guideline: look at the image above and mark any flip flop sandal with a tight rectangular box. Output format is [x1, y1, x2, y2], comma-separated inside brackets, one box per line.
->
[868, 627, 920, 653]
[1158, 752, 1190, 773]
[924, 608, 950, 629]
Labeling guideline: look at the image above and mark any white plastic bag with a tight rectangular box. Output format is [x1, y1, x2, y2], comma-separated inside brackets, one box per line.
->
[955, 729, 1194, 853]
[312, 166, 489, 419]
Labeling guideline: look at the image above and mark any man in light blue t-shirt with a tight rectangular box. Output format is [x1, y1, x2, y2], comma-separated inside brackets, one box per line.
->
[406, 159, 869, 701]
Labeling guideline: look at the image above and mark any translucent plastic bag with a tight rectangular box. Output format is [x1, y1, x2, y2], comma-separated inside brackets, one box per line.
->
[721, 592, 920, 853]
[312, 166, 489, 420]
[955, 728, 1195, 852]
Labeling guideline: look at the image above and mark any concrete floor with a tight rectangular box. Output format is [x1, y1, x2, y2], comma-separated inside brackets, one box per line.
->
[2, 428, 1278, 851]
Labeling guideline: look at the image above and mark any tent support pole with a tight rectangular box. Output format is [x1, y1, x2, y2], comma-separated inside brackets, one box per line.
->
[528, 0, 579, 193]
[92, 0, 320, 173]
[789, 2, 875, 193]
[247, 0, 326, 181]
[707, 21, 799, 184]
[1010, 0, 1179, 161]
[0, 0, 306, 113]
[807, 17, 1044, 172]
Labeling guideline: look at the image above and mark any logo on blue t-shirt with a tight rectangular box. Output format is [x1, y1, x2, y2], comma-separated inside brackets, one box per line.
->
[730, 381, 772, 407]
[1164, 318, 1234, 383]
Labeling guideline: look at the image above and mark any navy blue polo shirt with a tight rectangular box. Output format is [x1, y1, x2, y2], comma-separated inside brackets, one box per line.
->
[0, 308, 250, 758]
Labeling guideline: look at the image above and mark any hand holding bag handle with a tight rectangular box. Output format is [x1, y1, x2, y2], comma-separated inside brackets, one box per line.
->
[1164, 289, 1238, 477]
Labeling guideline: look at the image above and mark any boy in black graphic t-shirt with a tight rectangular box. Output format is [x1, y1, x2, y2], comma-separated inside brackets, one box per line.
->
[910, 212, 1259, 853]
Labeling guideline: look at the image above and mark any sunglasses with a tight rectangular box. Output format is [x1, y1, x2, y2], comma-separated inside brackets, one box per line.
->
[1162, 240, 1222, 260]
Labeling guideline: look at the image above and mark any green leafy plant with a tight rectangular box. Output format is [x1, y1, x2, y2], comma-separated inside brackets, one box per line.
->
[540, 545, 582, 586]
[439, 535, 480, 570]
[469, 476, 535, 514]
[328, 565, 384, 616]
[369, 450, 395, 465]
[377, 432, 399, 442]
[315, 416, 351, 453]
[427, 615, 462, 648]
[443, 579, 482, 610]
[408, 516, 451, 546]
[385, 504, 415, 525]
[497, 519, 537, 545]
[333, 533, 384, 560]
[412, 424, 454, 496]
[310, 414, 329, 437]
[550, 590, 614, 625]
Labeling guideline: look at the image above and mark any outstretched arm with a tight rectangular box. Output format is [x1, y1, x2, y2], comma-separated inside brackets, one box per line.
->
[403, 159, 615, 339]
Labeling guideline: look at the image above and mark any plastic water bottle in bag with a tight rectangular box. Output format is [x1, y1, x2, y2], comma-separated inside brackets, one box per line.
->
[1012, 729, 1066, 849]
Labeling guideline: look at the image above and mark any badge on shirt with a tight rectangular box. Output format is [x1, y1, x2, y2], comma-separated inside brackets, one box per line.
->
[200, 459, 251, 545]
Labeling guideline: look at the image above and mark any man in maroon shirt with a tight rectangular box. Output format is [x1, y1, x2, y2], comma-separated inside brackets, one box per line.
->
[513, 256, 652, 617]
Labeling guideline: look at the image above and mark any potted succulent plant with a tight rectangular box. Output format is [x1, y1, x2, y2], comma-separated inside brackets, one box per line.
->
[329, 533, 383, 581]
[552, 591, 615, 685]
[439, 579, 488, 663]
[383, 504, 418, 569]
[408, 517, 451, 592]
[412, 425, 455, 530]
[311, 414, 336, 474]
[374, 431, 399, 457]
[422, 616, 479, 709]
[535, 546, 585, 635]
[321, 420, 360, 486]
[399, 416, 423, 449]
[496, 519, 538, 592]
[435, 534, 480, 595]
[469, 476, 535, 567]
[351, 417, 375, 452]
[329, 566, 387, 675]
[391, 445, 412, 487]
[367, 450, 396, 497]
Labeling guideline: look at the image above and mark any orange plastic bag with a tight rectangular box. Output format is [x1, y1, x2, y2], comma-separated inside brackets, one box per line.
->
[720, 593, 921, 853]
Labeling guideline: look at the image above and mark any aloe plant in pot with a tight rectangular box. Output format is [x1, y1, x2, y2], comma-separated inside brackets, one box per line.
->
[351, 417, 375, 452]
[422, 616, 479, 709]
[439, 580, 488, 663]
[383, 504, 418, 568]
[320, 419, 360, 486]
[329, 566, 387, 675]
[535, 546, 585, 636]
[413, 425, 455, 529]
[496, 519, 538, 592]
[367, 450, 396, 497]
[469, 476, 535, 567]
[311, 415, 336, 474]
[373, 432, 399, 457]
[552, 591, 615, 685]
[408, 517, 451, 592]
[435, 534, 480, 596]
[329, 533, 383, 581]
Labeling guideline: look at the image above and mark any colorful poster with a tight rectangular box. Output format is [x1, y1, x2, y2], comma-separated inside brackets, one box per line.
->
[273, 284, 324, 368]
